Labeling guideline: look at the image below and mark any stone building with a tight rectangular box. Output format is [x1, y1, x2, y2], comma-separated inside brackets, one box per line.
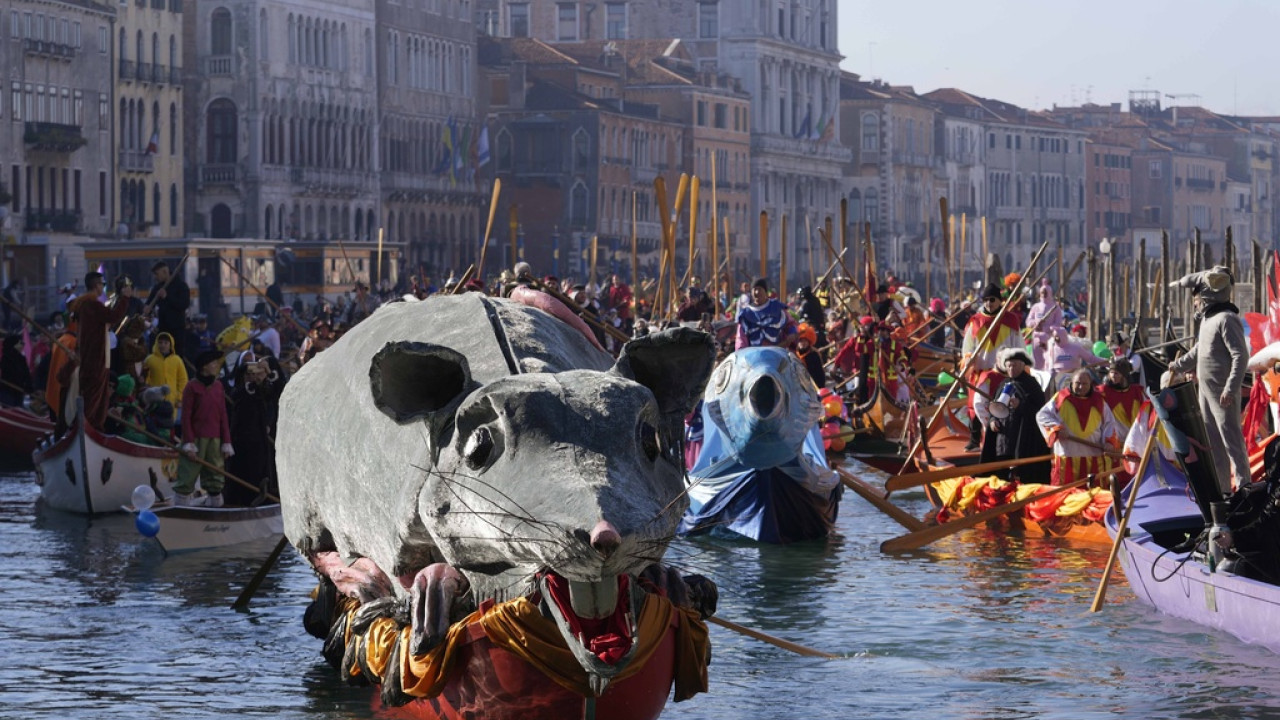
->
[487, 0, 849, 288]
[1, 0, 116, 238]
[182, 0, 380, 245]
[116, 0, 185, 237]
[376, 0, 484, 281]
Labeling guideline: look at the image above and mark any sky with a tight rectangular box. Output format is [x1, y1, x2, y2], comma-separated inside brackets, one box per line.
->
[837, 0, 1280, 117]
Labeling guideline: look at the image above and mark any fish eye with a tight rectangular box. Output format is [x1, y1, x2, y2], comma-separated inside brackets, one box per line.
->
[463, 426, 495, 471]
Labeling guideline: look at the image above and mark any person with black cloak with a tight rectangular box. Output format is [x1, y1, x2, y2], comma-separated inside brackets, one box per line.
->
[224, 357, 284, 505]
[146, 260, 191, 359]
[978, 348, 1051, 484]
[797, 286, 828, 349]
[0, 331, 33, 406]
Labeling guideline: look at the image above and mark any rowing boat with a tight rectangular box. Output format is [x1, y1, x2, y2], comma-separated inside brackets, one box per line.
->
[143, 502, 283, 553]
[0, 405, 54, 464]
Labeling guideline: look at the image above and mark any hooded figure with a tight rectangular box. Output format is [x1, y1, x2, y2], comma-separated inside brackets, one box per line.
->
[798, 286, 827, 348]
[979, 347, 1051, 483]
[143, 331, 188, 409]
[1026, 280, 1064, 370]
[1167, 266, 1250, 494]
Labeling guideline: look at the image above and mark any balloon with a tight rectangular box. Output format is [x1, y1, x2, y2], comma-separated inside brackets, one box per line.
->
[1092, 341, 1112, 359]
[135, 510, 160, 538]
[823, 397, 842, 419]
[829, 437, 846, 453]
[937, 371, 955, 386]
[131, 484, 156, 512]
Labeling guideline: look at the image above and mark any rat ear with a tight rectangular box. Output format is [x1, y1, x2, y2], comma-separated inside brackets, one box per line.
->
[369, 341, 477, 426]
[612, 327, 716, 437]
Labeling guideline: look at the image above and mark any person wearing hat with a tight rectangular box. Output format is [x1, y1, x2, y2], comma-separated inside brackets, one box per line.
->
[143, 331, 188, 411]
[960, 282, 1026, 450]
[65, 271, 132, 429]
[1026, 280, 1063, 370]
[1107, 330, 1148, 390]
[1044, 325, 1108, 392]
[1167, 265, 1250, 494]
[175, 348, 234, 507]
[832, 315, 877, 398]
[1037, 367, 1123, 487]
[1101, 356, 1145, 434]
[979, 347, 1051, 483]
[735, 278, 796, 350]
[146, 260, 191, 359]
[793, 323, 825, 387]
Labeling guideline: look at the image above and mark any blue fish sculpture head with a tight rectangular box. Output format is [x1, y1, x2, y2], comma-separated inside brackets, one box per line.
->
[703, 346, 822, 469]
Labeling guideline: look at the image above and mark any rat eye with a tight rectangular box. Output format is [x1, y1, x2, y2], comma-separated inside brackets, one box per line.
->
[463, 427, 495, 471]
[638, 420, 660, 462]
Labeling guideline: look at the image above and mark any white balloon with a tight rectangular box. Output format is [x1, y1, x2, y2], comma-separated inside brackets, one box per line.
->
[131, 484, 156, 511]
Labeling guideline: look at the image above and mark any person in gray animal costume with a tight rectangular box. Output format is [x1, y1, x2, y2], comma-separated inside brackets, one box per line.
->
[1167, 265, 1250, 494]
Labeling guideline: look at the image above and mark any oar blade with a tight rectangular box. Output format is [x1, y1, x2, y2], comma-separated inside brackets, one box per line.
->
[884, 454, 1054, 493]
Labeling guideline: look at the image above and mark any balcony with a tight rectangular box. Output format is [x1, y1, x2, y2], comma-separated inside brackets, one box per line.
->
[630, 165, 658, 184]
[207, 55, 233, 76]
[1186, 177, 1215, 190]
[200, 164, 239, 185]
[23, 121, 86, 152]
[151, 63, 166, 84]
[24, 209, 82, 233]
[24, 38, 77, 60]
[170, 66, 183, 84]
[119, 59, 135, 81]
[120, 148, 154, 173]
[136, 61, 151, 83]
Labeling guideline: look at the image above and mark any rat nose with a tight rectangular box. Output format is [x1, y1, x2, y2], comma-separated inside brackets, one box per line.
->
[589, 520, 621, 558]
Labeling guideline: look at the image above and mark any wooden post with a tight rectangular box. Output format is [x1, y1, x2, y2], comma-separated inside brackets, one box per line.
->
[630, 191, 638, 291]
[780, 213, 788, 299]
[1056, 244, 1064, 295]
[1086, 248, 1097, 337]
[1161, 230, 1171, 335]
[839, 199, 848, 261]
[1136, 236, 1148, 341]
[710, 151, 719, 306]
[939, 197, 952, 304]
[959, 212, 967, 293]
[759, 211, 768, 282]
[1107, 247, 1117, 336]
[1225, 226, 1235, 280]
[1254, 239, 1265, 314]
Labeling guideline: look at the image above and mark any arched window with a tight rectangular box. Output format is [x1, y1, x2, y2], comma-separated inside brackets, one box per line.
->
[570, 181, 589, 227]
[848, 189, 862, 226]
[495, 128, 512, 171]
[169, 103, 177, 155]
[259, 9, 269, 61]
[211, 8, 232, 56]
[152, 183, 161, 225]
[864, 187, 879, 233]
[119, 28, 127, 61]
[206, 98, 238, 163]
[861, 113, 879, 152]
[169, 35, 177, 71]
[572, 128, 591, 174]
[169, 184, 179, 227]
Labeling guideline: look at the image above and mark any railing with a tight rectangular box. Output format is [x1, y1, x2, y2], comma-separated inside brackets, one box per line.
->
[119, 59, 136, 81]
[1186, 177, 1215, 190]
[207, 56, 232, 75]
[120, 148, 154, 173]
[151, 63, 166, 84]
[631, 165, 657, 184]
[23, 38, 77, 60]
[24, 121, 85, 152]
[170, 66, 183, 84]
[24, 209, 82, 233]
[200, 164, 238, 184]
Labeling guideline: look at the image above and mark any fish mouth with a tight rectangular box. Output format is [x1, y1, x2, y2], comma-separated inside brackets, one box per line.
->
[538, 570, 640, 693]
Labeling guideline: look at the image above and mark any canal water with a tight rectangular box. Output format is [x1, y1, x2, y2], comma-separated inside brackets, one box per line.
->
[1, 463, 1277, 720]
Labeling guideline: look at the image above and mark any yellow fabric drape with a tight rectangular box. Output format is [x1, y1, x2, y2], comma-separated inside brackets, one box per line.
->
[344, 590, 709, 702]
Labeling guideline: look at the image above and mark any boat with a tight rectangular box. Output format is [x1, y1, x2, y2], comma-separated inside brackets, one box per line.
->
[1110, 468, 1280, 654]
[843, 389, 976, 475]
[1107, 382, 1280, 654]
[33, 399, 180, 515]
[923, 473, 1116, 544]
[679, 346, 842, 543]
[143, 502, 284, 553]
[0, 405, 54, 463]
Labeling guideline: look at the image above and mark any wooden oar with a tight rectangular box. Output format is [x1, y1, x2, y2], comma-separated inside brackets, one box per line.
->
[141, 250, 192, 317]
[880, 475, 1093, 553]
[905, 300, 976, 350]
[708, 615, 840, 658]
[475, 178, 502, 279]
[884, 454, 1055, 493]
[219, 255, 310, 336]
[835, 468, 926, 532]
[1090, 428, 1160, 612]
[106, 411, 278, 503]
[0, 294, 79, 362]
[232, 534, 290, 612]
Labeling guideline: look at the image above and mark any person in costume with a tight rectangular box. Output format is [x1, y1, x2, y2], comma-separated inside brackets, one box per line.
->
[735, 278, 796, 350]
[175, 349, 234, 507]
[1107, 331, 1149, 390]
[1036, 368, 1124, 486]
[1167, 265, 1251, 494]
[960, 283, 1025, 450]
[1025, 280, 1063, 370]
[793, 323, 825, 387]
[1100, 357, 1145, 432]
[1044, 326, 1108, 391]
[142, 331, 188, 412]
[146, 260, 190, 359]
[979, 348, 1051, 483]
[63, 272, 132, 429]
[833, 315, 876, 381]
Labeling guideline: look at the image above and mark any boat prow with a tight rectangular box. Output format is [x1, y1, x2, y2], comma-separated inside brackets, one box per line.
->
[135, 502, 284, 553]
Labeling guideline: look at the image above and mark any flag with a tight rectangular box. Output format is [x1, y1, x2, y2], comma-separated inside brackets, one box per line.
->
[466, 127, 480, 181]
[809, 113, 821, 141]
[477, 126, 490, 168]
[146, 130, 159, 155]
[793, 108, 811, 139]
[818, 114, 835, 143]
[447, 116, 459, 186]
[433, 123, 453, 175]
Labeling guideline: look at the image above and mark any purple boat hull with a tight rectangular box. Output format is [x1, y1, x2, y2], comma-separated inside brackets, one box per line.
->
[1108, 465, 1280, 655]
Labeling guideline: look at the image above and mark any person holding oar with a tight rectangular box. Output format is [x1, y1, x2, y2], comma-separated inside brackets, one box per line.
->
[960, 283, 1026, 451]
[1036, 368, 1124, 487]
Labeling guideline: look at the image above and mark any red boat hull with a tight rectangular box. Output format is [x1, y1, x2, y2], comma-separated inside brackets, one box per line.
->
[372, 607, 682, 720]
[0, 406, 54, 461]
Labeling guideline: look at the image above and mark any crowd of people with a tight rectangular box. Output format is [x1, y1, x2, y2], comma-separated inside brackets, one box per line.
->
[0, 254, 1256, 507]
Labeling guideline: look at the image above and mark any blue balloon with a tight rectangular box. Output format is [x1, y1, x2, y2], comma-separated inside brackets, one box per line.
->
[135, 509, 160, 538]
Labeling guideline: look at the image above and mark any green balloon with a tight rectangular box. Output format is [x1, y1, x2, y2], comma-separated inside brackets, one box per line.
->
[937, 371, 956, 386]
[1092, 340, 1112, 359]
